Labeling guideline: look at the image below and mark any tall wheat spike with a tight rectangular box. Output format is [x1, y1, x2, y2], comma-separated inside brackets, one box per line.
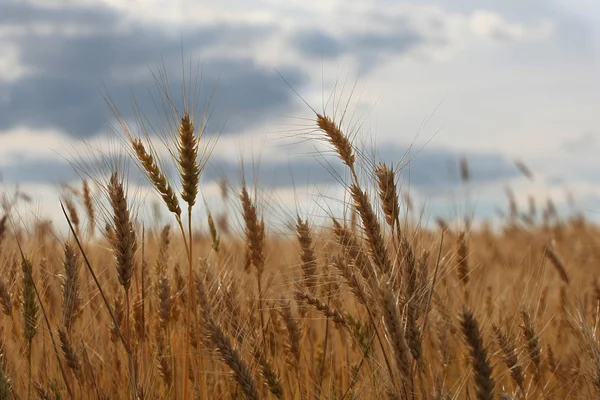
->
[61, 243, 82, 333]
[460, 307, 495, 400]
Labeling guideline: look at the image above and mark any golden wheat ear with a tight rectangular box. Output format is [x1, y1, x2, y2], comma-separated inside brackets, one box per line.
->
[378, 282, 412, 396]
[375, 163, 400, 234]
[61, 243, 82, 333]
[178, 112, 200, 209]
[107, 171, 136, 293]
[519, 309, 543, 388]
[316, 114, 357, 177]
[492, 324, 526, 397]
[295, 217, 318, 294]
[131, 138, 182, 217]
[349, 183, 392, 276]
[459, 306, 495, 400]
[81, 179, 95, 236]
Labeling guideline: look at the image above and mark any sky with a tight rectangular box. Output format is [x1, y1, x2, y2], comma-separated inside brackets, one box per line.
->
[1, 0, 600, 231]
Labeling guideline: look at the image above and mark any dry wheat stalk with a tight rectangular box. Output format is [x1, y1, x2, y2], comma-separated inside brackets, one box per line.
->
[108, 172, 136, 292]
[0, 334, 11, 398]
[293, 291, 348, 327]
[133, 292, 146, 343]
[492, 324, 526, 397]
[296, 217, 318, 294]
[519, 309, 542, 386]
[196, 270, 259, 400]
[574, 313, 600, 396]
[158, 274, 173, 330]
[515, 159, 534, 180]
[379, 282, 412, 395]
[547, 343, 557, 373]
[155, 225, 171, 278]
[544, 244, 570, 284]
[64, 198, 80, 235]
[252, 347, 284, 400]
[82, 180, 95, 236]
[21, 256, 39, 398]
[110, 294, 124, 343]
[460, 307, 495, 400]
[178, 112, 200, 208]
[505, 187, 518, 221]
[375, 163, 400, 232]
[399, 239, 423, 363]
[240, 186, 265, 274]
[331, 218, 377, 285]
[0, 214, 6, 250]
[316, 114, 357, 179]
[208, 213, 220, 254]
[280, 301, 302, 368]
[58, 328, 83, 383]
[457, 231, 470, 285]
[22, 257, 38, 345]
[240, 185, 267, 346]
[459, 156, 470, 183]
[155, 329, 172, 388]
[350, 184, 393, 276]
[205, 318, 259, 400]
[330, 255, 371, 308]
[61, 243, 82, 333]
[0, 279, 12, 317]
[131, 138, 182, 217]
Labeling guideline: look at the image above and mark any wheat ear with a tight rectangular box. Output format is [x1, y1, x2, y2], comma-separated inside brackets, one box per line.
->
[349, 184, 393, 275]
[492, 324, 526, 397]
[316, 114, 357, 181]
[82, 180, 95, 236]
[460, 307, 495, 400]
[296, 217, 318, 294]
[61, 243, 82, 333]
[131, 138, 181, 217]
[375, 163, 400, 235]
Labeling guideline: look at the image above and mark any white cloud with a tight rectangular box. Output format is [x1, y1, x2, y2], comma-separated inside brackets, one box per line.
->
[468, 10, 554, 42]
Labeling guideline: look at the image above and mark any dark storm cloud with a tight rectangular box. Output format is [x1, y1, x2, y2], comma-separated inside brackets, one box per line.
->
[0, 138, 516, 189]
[0, 2, 306, 138]
[292, 29, 346, 59]
[290, 25, 424, 70]
[0, 159, 79, 184]
[378, 145, 518, 188]
[202, 143, 517, 190]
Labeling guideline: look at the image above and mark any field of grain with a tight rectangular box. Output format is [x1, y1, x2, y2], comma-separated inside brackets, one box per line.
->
[0, 80, 598, 400]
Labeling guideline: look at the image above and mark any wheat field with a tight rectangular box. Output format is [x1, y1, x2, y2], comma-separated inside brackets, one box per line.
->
[0, 74, 597, 400]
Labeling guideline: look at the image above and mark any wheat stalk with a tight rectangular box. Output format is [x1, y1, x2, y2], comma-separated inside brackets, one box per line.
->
[61, 243, 82, 333]
[460, 307, 495, 400]
[375, 163, 400, 234]
[131, 138, 182, 217]
[544, 243, 570, 284]
[349, 184, 393, 276]
[296, 217, 318, 294]
[519, 309, 543, 386]
[316, 114, 357, 182]
[81, 180, 95, 236]
[492, 324, 526, 397]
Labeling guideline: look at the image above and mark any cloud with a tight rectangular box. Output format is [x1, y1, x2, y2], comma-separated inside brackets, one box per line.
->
[0, 159, 79, 185]
[290, 28, 424, 73]
[3, 0, 595, 227]
[0, 126, 517, 195]
[561, 132, 597, 153]
[201, 142, 518, 191]
[0, 0, 558, 141]
[0, 1, 307, 138]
